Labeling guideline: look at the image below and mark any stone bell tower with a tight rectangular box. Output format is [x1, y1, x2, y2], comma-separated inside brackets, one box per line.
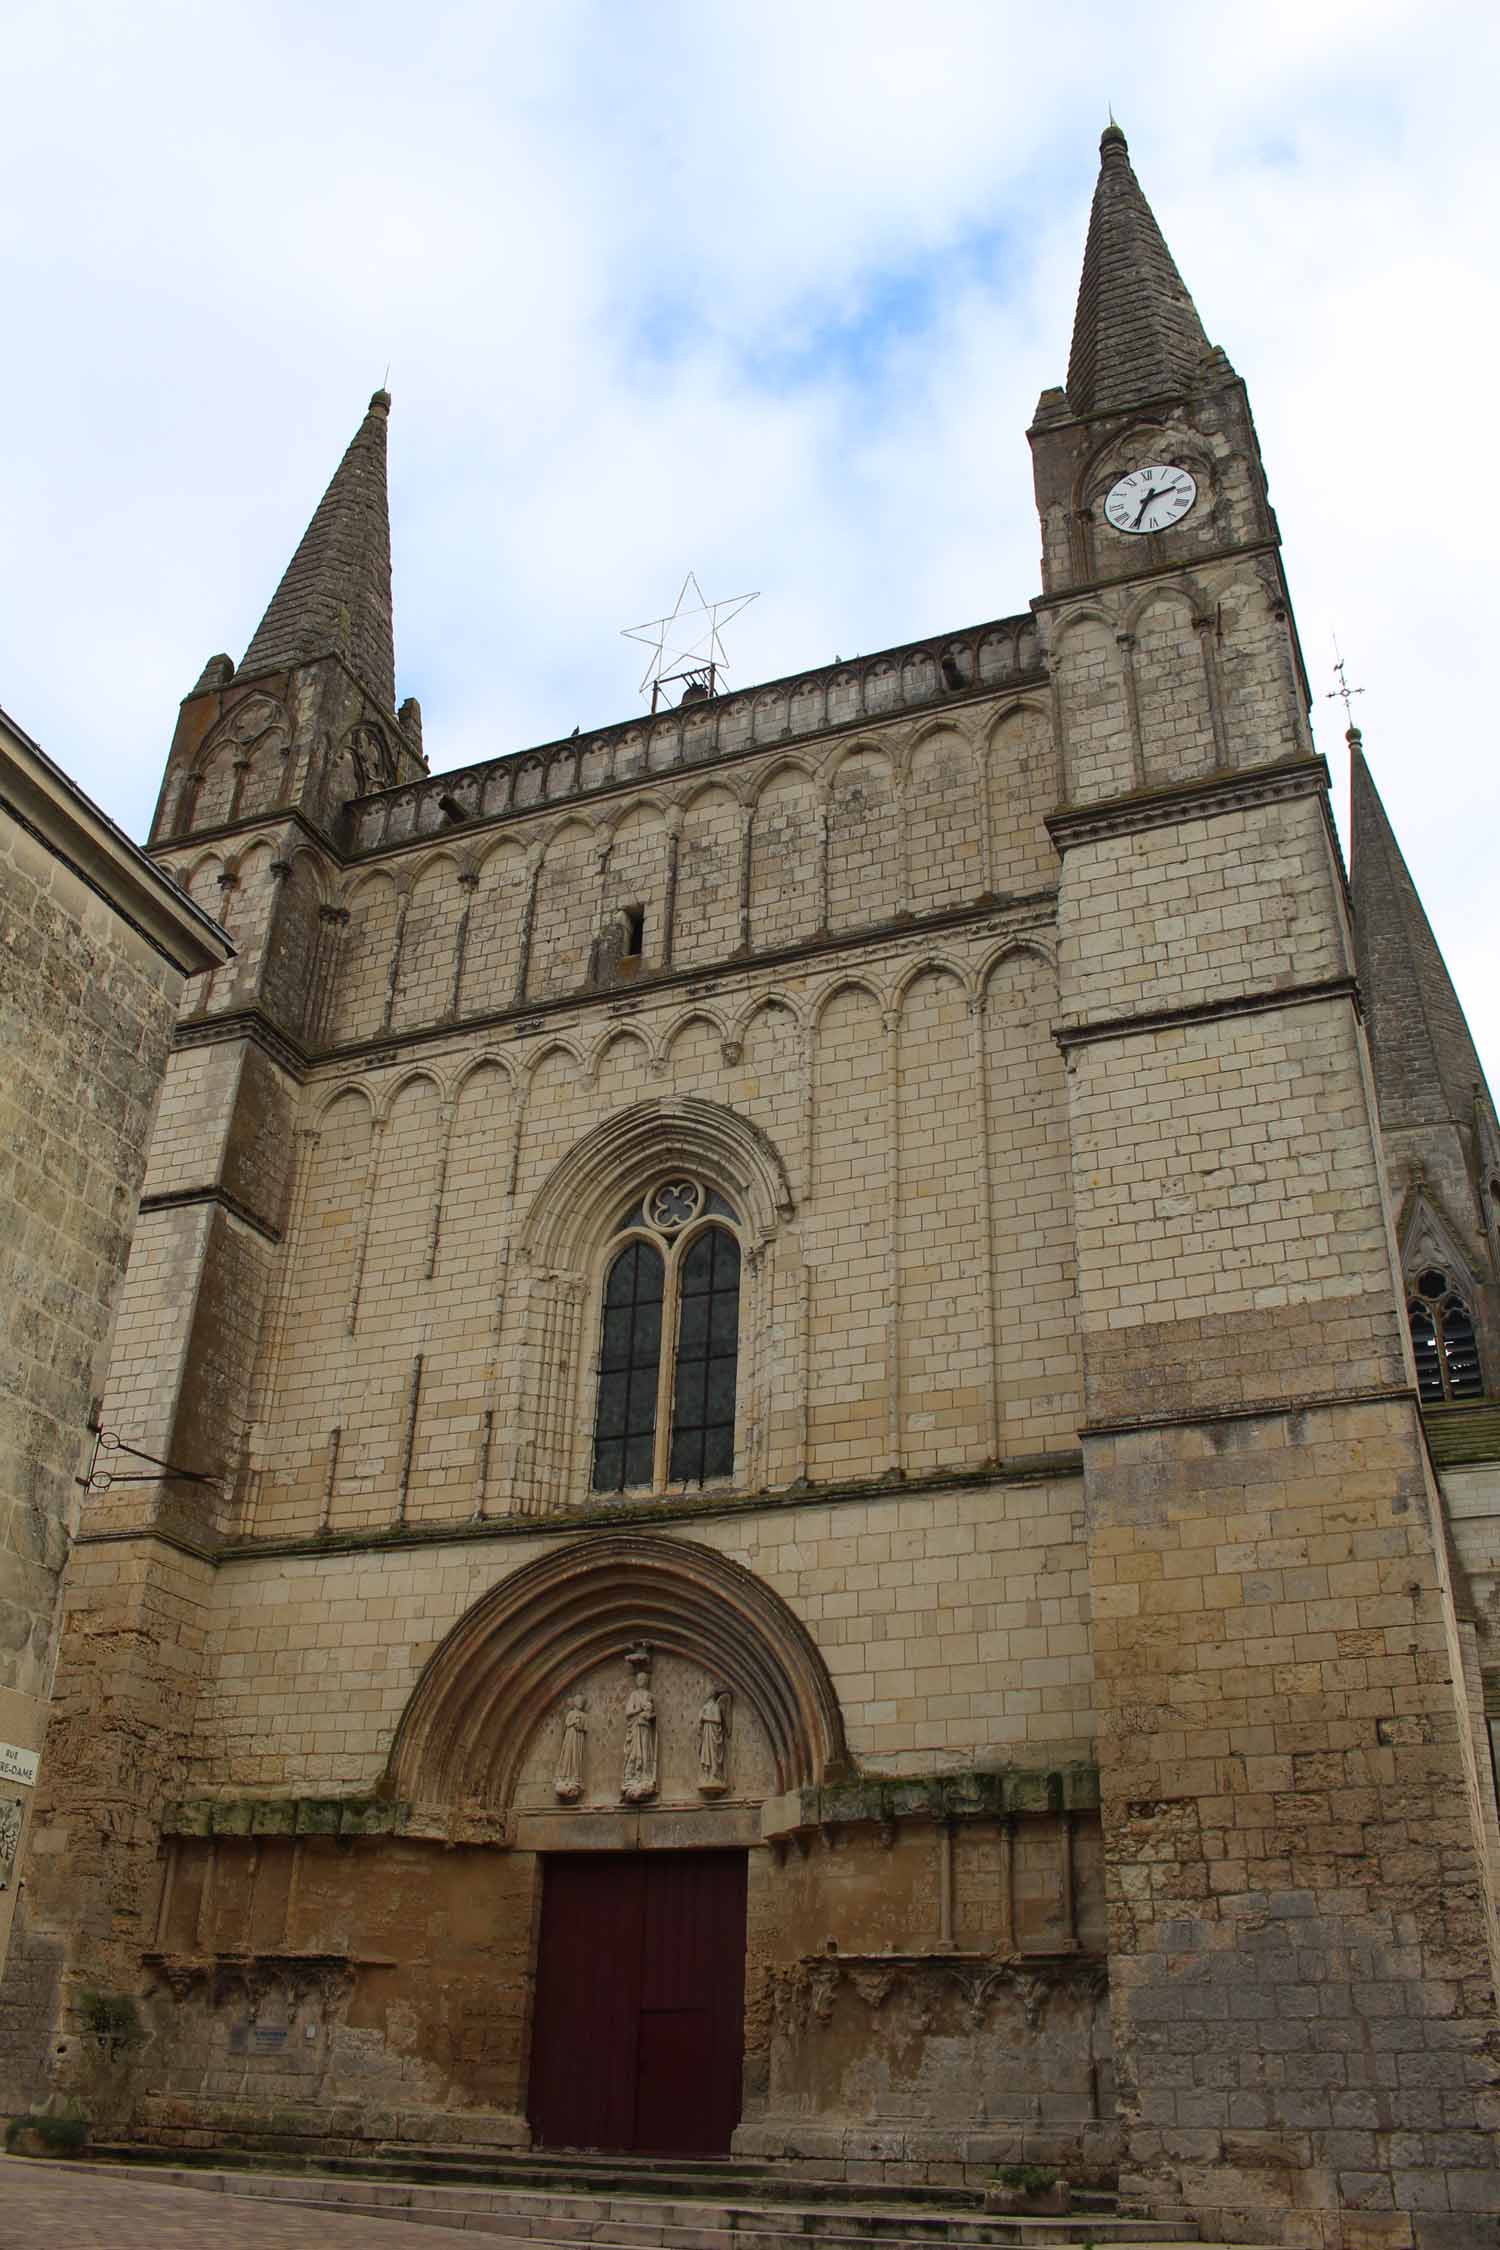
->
[151, 388, 425, 854]
[0, 396, 424, 2109]
[1038, 127, 1500, 2245]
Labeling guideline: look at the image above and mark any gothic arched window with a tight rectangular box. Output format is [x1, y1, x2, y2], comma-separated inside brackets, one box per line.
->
[591, 1178, 742, 1493]
[1407, 1267, 1483, 1404]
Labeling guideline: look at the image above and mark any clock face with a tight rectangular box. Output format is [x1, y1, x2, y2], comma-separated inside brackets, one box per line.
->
[1103, 463, 1197, 535]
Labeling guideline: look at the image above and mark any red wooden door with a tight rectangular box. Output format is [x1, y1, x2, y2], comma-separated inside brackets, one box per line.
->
[529, 1851, 747, 2155]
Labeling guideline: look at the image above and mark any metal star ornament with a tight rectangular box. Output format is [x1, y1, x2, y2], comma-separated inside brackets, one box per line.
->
[621, 572, 760, 706]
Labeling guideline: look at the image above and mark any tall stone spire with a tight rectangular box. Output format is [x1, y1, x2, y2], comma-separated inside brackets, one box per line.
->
[1065, 124, 1212, 417]
[240, 390, 396, 713]
[1350, 728, 1494, 1132]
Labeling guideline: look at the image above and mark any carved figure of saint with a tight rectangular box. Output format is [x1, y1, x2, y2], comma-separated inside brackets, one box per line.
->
[621, 1669, 658, 1803]
[698, 1688, 732, 1796]
[554, 1694, 588, 1802]
[0, 1796, 24, 1891]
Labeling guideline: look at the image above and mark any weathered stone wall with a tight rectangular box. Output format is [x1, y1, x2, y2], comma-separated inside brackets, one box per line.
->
[1085, 1405, 1500, 2242]
[105, 1804, 1110, 2181]
[0, 1539, 218, 2117]
[166, 1477, 1091, 1794]
[158, 700, 1057, 1046]
[132, 1834, 538, 2149]
[226, 933, 1077, 1543]
[1031, 362, 1500, 2241]
[12, 265, 1500, 2237]
[0, 803, 192, 2001]
[135, 681, 1081, 1565]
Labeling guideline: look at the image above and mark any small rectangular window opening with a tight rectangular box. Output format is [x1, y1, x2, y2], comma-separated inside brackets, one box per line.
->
[621, 905, 645, 959]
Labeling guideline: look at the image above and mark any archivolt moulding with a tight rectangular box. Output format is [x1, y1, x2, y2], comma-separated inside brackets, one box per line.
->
[522, 1095, 794, 1269]
[387, 1532, 848, 1813]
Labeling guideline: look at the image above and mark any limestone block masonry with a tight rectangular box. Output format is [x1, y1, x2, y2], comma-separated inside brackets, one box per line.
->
[4, 129, 1500, 2250]
[0, 707, 229, 1995]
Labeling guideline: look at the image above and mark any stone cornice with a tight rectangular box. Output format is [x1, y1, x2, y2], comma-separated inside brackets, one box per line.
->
[172, 1009, 310, 1079]
[137, 1184, 283, 1245]
[1045, 755, 1328, 854]
[1, 704, 233, 976]
[69, 1524, 219, 1567]
[1055, 974, 1360, 1051]
[1082, 1382, 1417, 1441]
[72, 1451, 1085, 1571]
[1030, 533, 1282, 612]
[150, 804, 343, 869]
[168, 890, 1060, 1084]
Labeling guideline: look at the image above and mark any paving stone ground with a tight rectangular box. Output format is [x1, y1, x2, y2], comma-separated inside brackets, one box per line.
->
[0, 2157, 512, 2246]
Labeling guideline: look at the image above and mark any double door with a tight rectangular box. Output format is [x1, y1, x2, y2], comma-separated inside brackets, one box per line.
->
[528, 1849, 747, 2155]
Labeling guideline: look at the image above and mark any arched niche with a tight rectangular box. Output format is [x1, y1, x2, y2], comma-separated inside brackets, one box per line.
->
[388, 1533, 849, 1819]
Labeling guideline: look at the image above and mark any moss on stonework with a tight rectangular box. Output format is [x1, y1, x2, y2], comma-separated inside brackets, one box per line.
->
[163, 1767, 1095, 1845]
[797, 1763, 1099, 1829]
[78, 1990, 143, 2056]
[163, 1796, 407, 1840]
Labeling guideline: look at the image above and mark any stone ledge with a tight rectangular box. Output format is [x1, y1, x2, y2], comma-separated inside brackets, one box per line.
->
[762, 1763, 1101, 1840]
[1044, 753, 1327, 853]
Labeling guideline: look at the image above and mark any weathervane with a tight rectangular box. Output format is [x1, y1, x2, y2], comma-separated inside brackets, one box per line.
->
[1326, 633, 1365, 740]
[622, 572, 759, 712]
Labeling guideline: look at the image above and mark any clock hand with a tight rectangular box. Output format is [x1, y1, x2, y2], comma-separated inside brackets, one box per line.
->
[1133, 489, 1159, 527]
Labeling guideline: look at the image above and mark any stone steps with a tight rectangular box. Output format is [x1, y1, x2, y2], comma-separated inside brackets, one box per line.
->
[97, 2140, 1117, 2214]
[362, 2149, 1121, 2213]
[36, 2158, 1230, 2249]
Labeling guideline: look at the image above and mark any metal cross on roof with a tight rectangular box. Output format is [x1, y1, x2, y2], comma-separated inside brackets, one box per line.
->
[1326, 633, 1365, 735]
[621, 572, 759, 710]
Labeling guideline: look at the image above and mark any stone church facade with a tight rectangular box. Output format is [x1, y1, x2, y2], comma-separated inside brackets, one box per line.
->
[5, 129, 1500, 2246]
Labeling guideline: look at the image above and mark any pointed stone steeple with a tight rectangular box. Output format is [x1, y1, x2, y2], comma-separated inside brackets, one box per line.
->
[1065, 124, 1212, 417]
[240, 390, 396, 712]
[1350, 728, 1494, 1133]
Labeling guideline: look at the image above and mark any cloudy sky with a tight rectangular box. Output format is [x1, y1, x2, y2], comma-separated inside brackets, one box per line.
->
[3, 1, 1495, 1077]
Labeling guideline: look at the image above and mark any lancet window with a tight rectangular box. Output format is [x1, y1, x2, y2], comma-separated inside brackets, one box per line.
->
[1407, 1267, 1483, 1404]
[591, 1178, 742, 1493]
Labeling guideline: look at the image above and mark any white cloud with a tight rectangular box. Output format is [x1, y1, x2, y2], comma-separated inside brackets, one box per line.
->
[1, 0, 1495, 1079]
